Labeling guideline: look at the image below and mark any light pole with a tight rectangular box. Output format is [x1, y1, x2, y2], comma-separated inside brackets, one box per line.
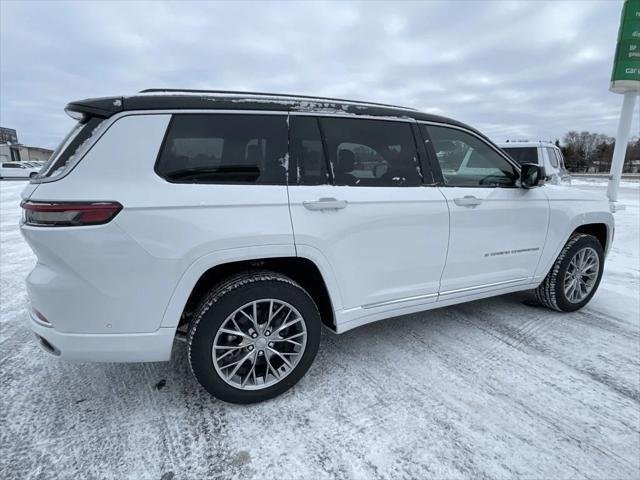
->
[607, 0, 640, 206]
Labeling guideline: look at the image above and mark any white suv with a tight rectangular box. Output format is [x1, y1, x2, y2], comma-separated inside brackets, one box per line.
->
[21, 90, 613, 403]
[497, 140, 572, 185]
[0, 162, 41, 179]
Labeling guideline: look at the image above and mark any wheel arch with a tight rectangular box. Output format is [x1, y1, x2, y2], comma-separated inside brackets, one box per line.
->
[572, 222, 609, 251]
[162, 252, 340, 332]
[534, 210, 613, 282]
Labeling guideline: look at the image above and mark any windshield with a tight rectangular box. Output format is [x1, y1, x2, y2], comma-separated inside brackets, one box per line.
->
[502, 147, 538, 166]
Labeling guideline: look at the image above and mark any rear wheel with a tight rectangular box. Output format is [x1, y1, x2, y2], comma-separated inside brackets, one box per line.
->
[187, 271, 321, 404]
[29, 172, 37, 179]
[533, 233, 604, 312]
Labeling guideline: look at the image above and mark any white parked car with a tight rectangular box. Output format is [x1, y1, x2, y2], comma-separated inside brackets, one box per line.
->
[497, 140, 572, 185]
[21, 90, 613, 403]
[0, 162, 40, 179]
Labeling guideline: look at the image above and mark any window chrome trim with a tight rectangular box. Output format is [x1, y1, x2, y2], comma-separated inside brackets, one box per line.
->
[417, 120, 522, 174]
[360, 277, 530, 310]
[362, 292, 438, 310]
[438, 277, 529, 296]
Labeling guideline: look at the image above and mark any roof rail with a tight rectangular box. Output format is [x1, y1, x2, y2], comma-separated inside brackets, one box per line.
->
[138, 88, 416, 111]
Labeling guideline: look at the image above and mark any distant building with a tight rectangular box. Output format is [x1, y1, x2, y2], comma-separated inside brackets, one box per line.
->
[0, 127, 18, 144]
[0, 127, 53, 164]
[25, 146, 53, 163]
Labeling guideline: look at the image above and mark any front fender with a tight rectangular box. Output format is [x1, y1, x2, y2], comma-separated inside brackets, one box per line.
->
[534, 192, 614, 281]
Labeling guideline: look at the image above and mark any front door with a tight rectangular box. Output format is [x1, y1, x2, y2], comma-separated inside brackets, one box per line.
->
[420, 123, 548, 298]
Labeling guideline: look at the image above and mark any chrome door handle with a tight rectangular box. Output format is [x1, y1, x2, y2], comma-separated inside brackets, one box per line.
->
[303, 198, 348, 211]
[453, 195, 482, 207]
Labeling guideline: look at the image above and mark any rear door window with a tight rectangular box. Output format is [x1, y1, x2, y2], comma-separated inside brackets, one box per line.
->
[156, 114, 288, 184]
[318, 117, 422, 186]
[289, 116, 329, 185]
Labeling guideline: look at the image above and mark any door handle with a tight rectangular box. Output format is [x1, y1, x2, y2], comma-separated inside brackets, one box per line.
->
[453, 195, 482, 207]
[303, 198, 348, 211]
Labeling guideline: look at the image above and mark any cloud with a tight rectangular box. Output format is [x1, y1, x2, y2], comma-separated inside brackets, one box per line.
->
[1, 0, 636, 148]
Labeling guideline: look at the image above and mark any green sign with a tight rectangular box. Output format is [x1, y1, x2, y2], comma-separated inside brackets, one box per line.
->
[610, 0, 640, 93]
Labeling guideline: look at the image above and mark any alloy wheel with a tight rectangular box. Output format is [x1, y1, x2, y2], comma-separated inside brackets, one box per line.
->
[564, 247, 599, 303]
[212, 299, 307, 390]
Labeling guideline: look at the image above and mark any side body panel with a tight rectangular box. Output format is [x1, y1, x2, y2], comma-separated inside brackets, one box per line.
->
[335, 183, 614, 333]
[23, 112, 296, 336]
[288, 184, 450, 324]
[436, 186, 549, 298]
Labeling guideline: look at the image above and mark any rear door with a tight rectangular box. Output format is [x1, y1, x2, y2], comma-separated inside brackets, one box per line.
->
[286, 114, 449, 323]
[421, 123, 548, 298]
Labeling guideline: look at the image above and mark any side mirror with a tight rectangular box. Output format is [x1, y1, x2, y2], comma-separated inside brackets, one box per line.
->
[520, 163, 546, 188]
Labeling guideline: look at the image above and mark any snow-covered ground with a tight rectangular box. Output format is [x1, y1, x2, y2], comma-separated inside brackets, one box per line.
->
[1, 180, 638, 480]
[571, 177, 640, 190]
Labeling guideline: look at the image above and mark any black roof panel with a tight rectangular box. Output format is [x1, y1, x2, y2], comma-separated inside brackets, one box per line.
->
[65, 90, 486, 139]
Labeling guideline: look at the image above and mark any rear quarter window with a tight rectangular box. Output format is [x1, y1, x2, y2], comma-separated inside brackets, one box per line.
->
[156, 114, 288, 184]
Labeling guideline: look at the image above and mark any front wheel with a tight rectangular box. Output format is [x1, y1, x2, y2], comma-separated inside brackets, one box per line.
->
[187, 271, 321, 404]
[533, 233, 604, 312]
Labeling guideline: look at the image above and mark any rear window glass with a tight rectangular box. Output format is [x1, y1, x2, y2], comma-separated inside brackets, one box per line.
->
[319, 117, 422, 186]
[156, 114, 288, 184]
[37, 117, 104, 180]
[502, 147, 538, 166]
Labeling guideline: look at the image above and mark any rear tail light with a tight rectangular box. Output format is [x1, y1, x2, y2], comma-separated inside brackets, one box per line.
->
[21, 201, 122, 227]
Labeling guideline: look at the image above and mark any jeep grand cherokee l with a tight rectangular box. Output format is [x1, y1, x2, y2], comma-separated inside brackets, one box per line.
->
[20, 89, 614, 403]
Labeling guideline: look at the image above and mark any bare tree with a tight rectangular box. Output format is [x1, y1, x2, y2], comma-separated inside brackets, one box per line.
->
[562, 131, 614, 172]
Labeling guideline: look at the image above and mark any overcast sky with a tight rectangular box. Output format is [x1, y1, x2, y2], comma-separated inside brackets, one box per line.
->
[1, 0, 637, 149]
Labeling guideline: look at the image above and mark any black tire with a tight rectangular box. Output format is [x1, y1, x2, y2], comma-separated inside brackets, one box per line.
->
[29, 172, 37, 179]
[533, 233, 604, 312]
[187, 270, 321, 404]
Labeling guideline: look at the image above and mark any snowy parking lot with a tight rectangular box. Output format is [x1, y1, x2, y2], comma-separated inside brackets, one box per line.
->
[1, 180, 638, 480]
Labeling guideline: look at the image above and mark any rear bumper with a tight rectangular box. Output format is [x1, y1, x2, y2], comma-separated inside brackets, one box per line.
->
[28, 311, 176, 362]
